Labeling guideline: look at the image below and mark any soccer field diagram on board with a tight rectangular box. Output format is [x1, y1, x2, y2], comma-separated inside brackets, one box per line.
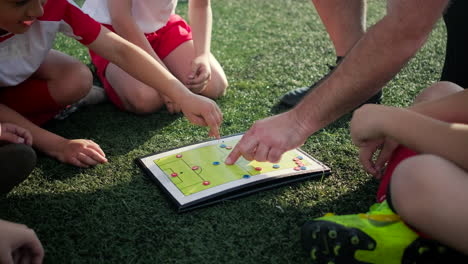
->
[153, 138, 312, 196]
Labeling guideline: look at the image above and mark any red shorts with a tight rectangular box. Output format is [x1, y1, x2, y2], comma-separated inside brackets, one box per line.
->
[89, 14, 193, 110]
[376, 145, 418, 203]
[0, 78, 62, 125]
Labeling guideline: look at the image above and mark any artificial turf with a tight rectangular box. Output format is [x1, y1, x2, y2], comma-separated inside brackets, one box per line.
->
[0, 0, 447, 263]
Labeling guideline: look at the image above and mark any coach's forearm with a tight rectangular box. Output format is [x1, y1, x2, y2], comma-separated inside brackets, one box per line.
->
[293, 0, 448, 136]
[294, 18, 429, 135]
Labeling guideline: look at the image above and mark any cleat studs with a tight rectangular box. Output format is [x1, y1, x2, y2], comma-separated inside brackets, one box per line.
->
[437, 246, 446, 254]
[350, 235, 360, 245]
[312, 226, 320, 239]
[333, 244, 341, 256]
[418, 246, 430, 255]
[328, 229, 337, 239]
[311, 248, 318, 260]
[312, 232, 317, 239]
[367, 242, 375, 250]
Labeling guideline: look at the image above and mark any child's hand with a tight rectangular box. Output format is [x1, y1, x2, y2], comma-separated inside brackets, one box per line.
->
[356, 137, 398, 179]
[54, 139, 108, 168]
[186, 55, 211, 94]
[179, 93, 222, 138]
[350, 104, 396, 178]
[0, 219, 44, 264]
[0, 123, 33, 145]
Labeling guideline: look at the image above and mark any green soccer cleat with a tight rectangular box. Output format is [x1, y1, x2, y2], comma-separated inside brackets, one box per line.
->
[301, 201, 466, 264]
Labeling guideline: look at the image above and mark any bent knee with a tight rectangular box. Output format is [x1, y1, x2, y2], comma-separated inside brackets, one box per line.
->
[390, 154, 445, 215]
[203, 75, 229, 99]
[62, 63, 93, 101]
[124, 90, 165, 114]
[414, 81, 463, 104]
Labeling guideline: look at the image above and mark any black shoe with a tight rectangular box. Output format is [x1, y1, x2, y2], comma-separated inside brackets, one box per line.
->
[280, 64, 337, 107]
[0, 143, 36, 194]
[280, 58, 382, 107]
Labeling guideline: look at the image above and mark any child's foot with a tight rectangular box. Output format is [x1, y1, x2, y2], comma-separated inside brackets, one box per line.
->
[301, 201, 466, 264]
[54, 85, 107, 120]
[79, 85, 107, 106]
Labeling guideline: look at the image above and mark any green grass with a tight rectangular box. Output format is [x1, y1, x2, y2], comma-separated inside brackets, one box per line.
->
[0, 0, 447, 263]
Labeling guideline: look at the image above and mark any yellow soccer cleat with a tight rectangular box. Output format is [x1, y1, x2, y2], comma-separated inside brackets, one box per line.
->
[301, 201, 466, 264]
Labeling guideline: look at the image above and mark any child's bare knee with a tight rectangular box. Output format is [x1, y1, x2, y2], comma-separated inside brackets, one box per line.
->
[414, 81, 463, 104]
[65, 62, 93, 99]
[50, 63, 93, 105]
[391, 155, 442, 217]
[203, 76, 229, 99]
[125, 91, 164, 114]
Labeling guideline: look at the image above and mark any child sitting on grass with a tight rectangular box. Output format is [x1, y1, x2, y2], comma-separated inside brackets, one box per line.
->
[0, 122, 43, 263]
[0, 0, 222, 168]
[301, 81, 468, 263]
[82, 0, 228, 114]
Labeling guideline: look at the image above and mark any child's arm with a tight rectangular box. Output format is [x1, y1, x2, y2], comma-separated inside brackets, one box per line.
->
[0, 219, 44, 264]
[107, 0, 165, 67]
[107, 0, 178, 112]
[351, 102, 468, 173]
[186, 0, 212, 93]
[0, 104, 107, 167]
[87, 26, 222, 138]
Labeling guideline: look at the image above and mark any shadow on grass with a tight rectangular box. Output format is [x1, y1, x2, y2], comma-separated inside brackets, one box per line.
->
[44, 103, 180, 155]
[35, 103, 181, 181]
[0, 173, 377, 263]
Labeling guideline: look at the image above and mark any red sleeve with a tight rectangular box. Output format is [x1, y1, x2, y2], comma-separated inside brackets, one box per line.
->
[41, 0, 101, 45]
[63, 1, 101, 45]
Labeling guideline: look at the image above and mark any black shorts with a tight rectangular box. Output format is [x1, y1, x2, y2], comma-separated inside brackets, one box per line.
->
[441, 0, 468, 88]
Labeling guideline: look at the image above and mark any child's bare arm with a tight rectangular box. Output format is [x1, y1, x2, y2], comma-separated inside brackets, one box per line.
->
[186, 0, 212, 93]
[351, 104, 468, 172]
[87, 26, 222, 138]
[189, 0, 211, 57]
[0, 104, 107, 167]
[108, 0, 165, 66]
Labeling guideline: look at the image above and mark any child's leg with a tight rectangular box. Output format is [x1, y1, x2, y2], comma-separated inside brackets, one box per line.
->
[163, 40, 228, 99]
[104, 63, 165, 114]
[377, 81, 463, 200]
[158, 14, 227, 99]
[32, 50, 93, 107]
[0, 143, 36, 194]
[413, 81, 463, 105]
[390, 155, 468, 254]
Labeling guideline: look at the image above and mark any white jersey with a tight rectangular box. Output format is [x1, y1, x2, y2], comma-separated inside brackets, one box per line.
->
[0, 0, 101, 87]
[82, 0, 178, 34]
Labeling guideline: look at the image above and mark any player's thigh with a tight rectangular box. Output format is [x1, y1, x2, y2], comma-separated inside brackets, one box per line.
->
[413, 81, 463, 105]
[391, 154, 468, 214]
[32, 50, 92, 105]
[163, 40, 228, 97]
[105, 63, 164, 113]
